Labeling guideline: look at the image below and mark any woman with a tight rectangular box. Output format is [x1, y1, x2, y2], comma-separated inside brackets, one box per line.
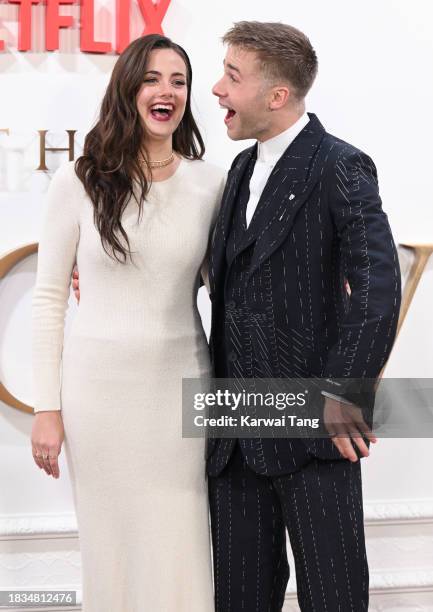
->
[30, 34, 225, 611]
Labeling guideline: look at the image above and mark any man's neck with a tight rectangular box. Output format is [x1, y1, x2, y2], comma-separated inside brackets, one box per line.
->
[258, 107, 306, 144]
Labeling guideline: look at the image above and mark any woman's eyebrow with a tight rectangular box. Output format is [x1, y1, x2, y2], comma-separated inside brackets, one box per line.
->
[144, 70, 186, 78]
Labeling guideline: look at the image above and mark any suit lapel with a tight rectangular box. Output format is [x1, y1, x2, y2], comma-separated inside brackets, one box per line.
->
[209, 145, 256, 296]
[246, 114, 327, 280]
[209, 113, 329, 293]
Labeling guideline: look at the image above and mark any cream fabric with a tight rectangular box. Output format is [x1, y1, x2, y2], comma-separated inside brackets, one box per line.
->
[32, 158, 225, 611]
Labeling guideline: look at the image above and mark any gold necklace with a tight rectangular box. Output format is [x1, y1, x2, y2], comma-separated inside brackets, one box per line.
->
[138, 152, 175, 169]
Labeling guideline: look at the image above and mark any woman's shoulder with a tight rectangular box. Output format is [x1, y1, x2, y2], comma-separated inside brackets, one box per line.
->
[49, 160, 89, 200]
[182, 158, 227, 186]
[45, 161, 89, 218]
[49, 160, 81, 190]
[180, 159, 226, 222]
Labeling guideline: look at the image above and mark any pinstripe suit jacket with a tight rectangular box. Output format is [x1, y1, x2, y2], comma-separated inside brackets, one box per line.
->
[206, 113, 401, 476]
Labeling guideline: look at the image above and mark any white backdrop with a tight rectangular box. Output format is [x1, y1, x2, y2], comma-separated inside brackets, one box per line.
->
[1, 0, 433, 607]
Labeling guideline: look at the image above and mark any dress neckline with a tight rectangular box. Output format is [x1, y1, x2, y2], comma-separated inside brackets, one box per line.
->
[133, 157, 186, 188]
[152, 157, 186, 185]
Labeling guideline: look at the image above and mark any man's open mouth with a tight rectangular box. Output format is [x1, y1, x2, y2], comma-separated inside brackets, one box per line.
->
[225, 108, 236, 124]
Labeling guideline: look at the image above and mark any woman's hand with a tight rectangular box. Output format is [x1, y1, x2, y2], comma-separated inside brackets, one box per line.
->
[31, 412, 64, 478]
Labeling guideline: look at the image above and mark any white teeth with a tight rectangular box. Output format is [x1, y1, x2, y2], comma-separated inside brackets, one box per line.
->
[151, 104, 173, 111]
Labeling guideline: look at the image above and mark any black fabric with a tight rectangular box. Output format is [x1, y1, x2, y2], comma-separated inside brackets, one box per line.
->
[206, 113, 401, 477]
[208, 440, 369, 612]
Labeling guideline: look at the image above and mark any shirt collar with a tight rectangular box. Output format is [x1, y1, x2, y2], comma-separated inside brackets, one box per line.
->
[257, 111, 310, 165]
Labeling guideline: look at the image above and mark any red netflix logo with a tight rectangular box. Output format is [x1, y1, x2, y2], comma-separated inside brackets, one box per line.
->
[0, 0, 172, 54]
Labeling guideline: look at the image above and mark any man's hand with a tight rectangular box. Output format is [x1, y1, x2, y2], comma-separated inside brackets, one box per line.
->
[324, 397, 377, 461]
[72, 265, 80, 304]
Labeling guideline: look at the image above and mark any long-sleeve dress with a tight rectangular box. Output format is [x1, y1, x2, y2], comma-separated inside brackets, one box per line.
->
[32, 157, 225, 612]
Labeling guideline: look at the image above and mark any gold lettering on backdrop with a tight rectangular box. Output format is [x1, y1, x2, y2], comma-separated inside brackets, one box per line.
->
[0, 244, 38, 414]
[37, 130, 76, 171]
[0, 243, 432, 413]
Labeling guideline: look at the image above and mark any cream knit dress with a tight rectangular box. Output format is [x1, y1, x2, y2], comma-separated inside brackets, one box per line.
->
[32, 158, 225, 612]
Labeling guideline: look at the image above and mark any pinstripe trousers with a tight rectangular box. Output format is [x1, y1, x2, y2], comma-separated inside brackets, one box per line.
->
[208, 441, 369, 612]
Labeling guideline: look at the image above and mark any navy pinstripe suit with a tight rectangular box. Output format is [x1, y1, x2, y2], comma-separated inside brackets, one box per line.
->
[205, 114, 401, 611]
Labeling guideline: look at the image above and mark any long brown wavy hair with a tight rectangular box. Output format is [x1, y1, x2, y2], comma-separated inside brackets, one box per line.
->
[75, 34, 205, 263]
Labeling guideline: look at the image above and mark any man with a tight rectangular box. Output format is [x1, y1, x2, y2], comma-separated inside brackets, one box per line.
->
[206, 21, 401, 612]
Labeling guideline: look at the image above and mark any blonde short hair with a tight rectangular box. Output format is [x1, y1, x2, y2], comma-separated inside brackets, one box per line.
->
[223, 21, 318, 100]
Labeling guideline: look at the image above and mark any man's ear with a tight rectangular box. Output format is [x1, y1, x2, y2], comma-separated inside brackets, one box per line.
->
[268, 86, 291, 111]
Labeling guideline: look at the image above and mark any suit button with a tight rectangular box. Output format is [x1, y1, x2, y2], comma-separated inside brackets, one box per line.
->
[227, 300, 236, 309]
[228, 351, 238, 362]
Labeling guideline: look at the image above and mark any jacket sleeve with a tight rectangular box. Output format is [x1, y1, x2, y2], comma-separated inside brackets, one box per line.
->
[321, 146, 401, 399]
[32, 163, 80, 413]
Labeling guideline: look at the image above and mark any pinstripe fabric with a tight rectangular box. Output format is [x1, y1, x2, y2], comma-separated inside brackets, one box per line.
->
[205, 114, 400, 610]
[206, 114, 401, 475]
[208, 441, 368, 611]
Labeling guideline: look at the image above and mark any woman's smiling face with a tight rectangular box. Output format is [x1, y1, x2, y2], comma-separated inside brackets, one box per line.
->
[136, 48, 188, 143]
